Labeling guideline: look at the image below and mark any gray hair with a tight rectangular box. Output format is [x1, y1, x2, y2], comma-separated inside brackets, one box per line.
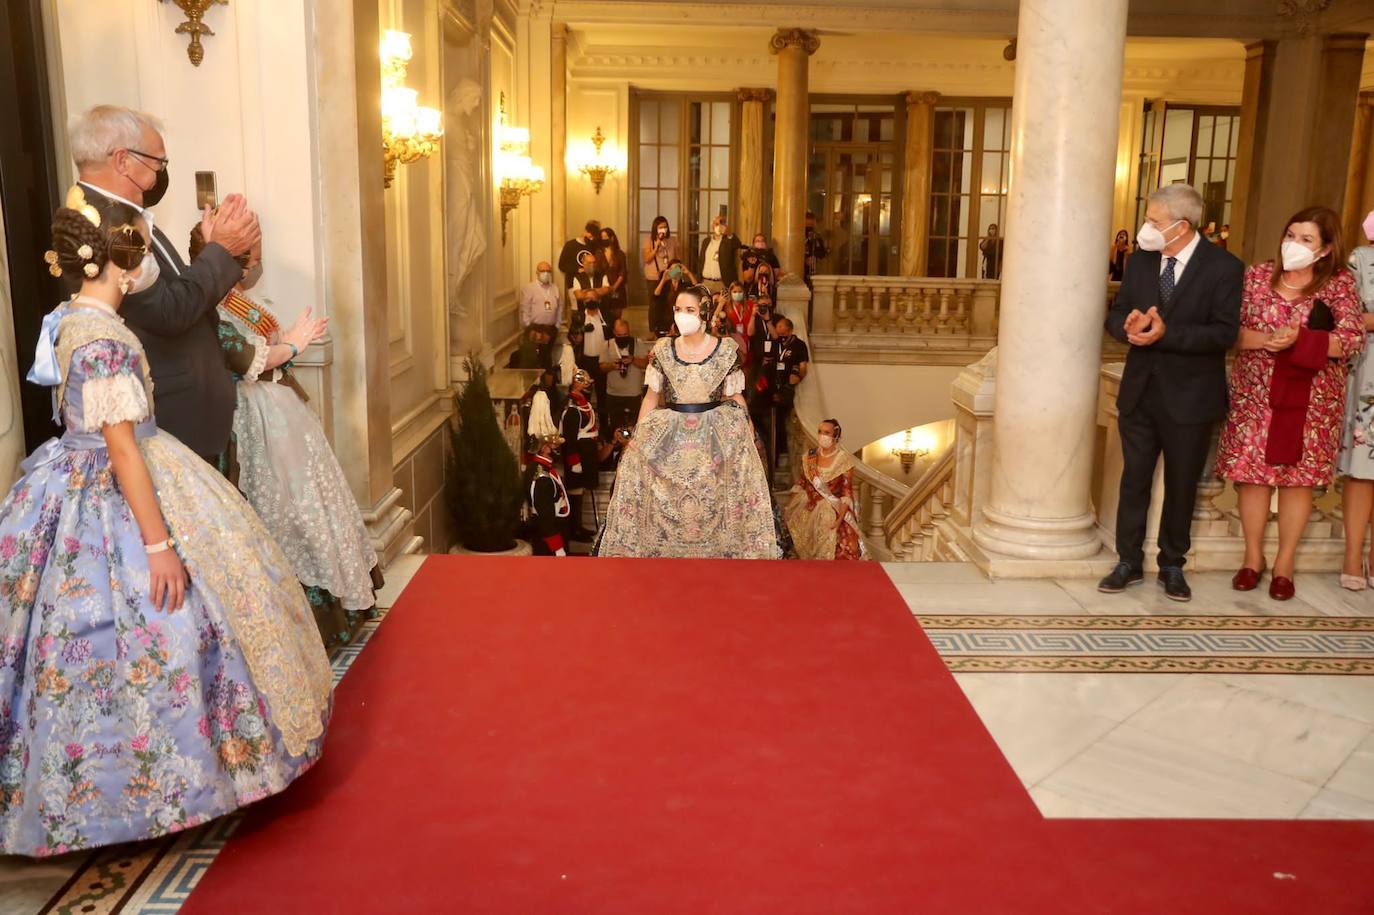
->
[1147, 184, 1204, 228]
[69, 106, 164, 169]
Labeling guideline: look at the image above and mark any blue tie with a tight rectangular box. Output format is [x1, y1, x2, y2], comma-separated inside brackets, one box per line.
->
[1160, 256, 1178, 306]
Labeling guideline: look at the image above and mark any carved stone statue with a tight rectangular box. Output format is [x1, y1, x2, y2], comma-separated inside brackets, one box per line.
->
[445, 77, 486, 319]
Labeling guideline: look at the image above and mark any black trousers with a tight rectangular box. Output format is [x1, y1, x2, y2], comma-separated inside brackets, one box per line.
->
[1115, 379, 1215, 570]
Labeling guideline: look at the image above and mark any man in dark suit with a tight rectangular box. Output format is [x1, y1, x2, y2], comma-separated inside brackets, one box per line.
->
[68, 105, 259, 461]
[1101, 184, 1244, 601]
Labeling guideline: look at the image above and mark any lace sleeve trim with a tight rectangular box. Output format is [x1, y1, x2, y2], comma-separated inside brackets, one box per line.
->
[242, 332, 270, 382]
[723, 369, 745, 397]
[646, 363, 664, 393]
[80, 374, 151, 431]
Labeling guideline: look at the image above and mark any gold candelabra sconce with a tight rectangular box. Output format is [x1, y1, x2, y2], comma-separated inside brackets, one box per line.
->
[380, 29, 443, 189]
[573, 126, 623, 196]
[496, 92, 544, 246]
[160, 0, 227, 67]
[892, 428, 932, 475]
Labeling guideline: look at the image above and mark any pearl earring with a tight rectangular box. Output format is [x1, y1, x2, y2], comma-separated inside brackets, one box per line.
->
[118, 273, 133, 294]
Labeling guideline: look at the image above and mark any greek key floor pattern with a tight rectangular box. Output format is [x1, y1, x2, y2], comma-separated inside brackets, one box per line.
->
[34, 611, 389, 915]
[919, 614, 1374, 674]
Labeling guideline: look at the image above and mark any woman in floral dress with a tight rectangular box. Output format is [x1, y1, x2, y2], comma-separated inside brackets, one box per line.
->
[783, 419, 863, 560]
[190, 226, 383, 647]
[0, 194, 331, 856]
[1215, 206, 1362, 600]
[1337, 211, 1374, 588]
[594, 285, 780, 558]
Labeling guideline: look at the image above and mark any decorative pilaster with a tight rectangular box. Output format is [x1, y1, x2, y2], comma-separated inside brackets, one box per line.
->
[737, 88, 773, 244]
[1341, 91, 1374, 248]
[551, 23, 568, 261]
[972, 0, 1128, 562]
[899, 91, 938, 276]
[769, 29, 820, 278]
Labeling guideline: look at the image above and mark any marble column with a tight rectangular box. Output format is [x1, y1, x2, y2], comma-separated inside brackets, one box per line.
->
[971, 0, 1127, 562]
[1341, 91, 1374, 247]
[0, 204, 23, 489]
[1235, 33, 1367, 264]
[768, 29, 819, 277]
[551, 23, 568, 261]
[899, 91, 938, 276]
[736, 88, 773, 244]
[1228, 41, 1271, 263]
[311, 0, 415, 563]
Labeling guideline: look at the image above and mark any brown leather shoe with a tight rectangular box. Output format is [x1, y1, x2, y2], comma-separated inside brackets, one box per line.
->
[1231, 566, 1264, 592]
[1268, 576, 1296, 601]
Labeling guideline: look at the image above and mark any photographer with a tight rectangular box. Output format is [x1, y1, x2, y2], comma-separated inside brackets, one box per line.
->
[599, 318, 650, 436]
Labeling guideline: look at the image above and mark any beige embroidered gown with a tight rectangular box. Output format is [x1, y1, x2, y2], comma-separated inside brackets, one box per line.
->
[594, 337, 780, 558]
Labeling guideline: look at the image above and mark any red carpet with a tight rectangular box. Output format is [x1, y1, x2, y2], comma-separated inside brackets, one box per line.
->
[183, 557, 1374, 914]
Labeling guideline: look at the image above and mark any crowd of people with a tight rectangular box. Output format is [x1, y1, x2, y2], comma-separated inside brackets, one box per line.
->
[1103, 183, 1374, 603]
[0, 105, 383, 856]
[511, 213, 859, 562]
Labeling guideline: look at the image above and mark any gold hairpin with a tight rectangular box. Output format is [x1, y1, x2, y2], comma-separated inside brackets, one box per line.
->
[65, 185, 101, 229]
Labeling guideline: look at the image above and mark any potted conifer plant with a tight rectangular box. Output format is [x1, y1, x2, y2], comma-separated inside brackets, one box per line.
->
[448, 356, 530, 555]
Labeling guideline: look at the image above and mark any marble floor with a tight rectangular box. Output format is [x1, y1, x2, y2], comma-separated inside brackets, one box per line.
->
[884, 562, 1374, 820]
[2, 555, 1371, 913]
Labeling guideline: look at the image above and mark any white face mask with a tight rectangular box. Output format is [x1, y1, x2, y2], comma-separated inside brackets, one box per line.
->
[1281, 240, 1320, 271]
[1136, 218, 1183, 252]
[674, 311, 702, 336]
[125, 252, 160, 295]
[538, 271, 552, 284]
[818, 434, 835, 450]
[713, 225, 724, 237]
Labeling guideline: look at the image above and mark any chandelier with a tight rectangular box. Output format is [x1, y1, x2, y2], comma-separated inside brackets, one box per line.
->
[496, 92, 544, 245]
[380, 29, 443, 189]
[892, 428, 932, 475]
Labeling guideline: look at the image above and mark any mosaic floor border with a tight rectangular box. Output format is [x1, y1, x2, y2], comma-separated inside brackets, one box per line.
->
[35, 610, 389, 914]
[919, 614, 1374, 675]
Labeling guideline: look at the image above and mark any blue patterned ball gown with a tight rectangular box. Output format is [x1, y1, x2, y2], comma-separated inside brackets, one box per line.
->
[0, 301, 332, 857]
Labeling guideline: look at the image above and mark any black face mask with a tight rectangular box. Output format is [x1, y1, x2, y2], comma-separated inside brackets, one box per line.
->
[142, 166, 170, 208]
[615, 335, 634, 348]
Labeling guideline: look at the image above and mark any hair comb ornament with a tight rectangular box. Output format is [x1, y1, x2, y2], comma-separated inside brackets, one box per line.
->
[43, 250, 62, 278]
[83, 263, 99, 278]
[64, 185, 102, 228]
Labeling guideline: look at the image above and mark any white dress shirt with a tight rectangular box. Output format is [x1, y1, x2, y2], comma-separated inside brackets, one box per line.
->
[1159, 229, 1202, 281]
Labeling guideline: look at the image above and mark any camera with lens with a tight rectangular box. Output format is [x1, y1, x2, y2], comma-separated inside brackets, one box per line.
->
[616, 426, 633, 443]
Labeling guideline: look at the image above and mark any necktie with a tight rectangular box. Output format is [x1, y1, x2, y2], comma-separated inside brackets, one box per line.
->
[1160, 256, 1178, 306]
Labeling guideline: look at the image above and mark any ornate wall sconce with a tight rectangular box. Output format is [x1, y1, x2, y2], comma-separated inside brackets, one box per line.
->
[892, 428, 932, 475]
[160, 0, 227, 67]
[572, 127, 623, 195]
[495, 92, 544, 245]
[380, 29, 443, 189]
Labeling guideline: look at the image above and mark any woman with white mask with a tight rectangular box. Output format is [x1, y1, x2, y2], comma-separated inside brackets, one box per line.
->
[1336, 210, 1374, 589]
[593, 285, 780, 558]
[783, 419, 863, 560]
[1215, 207, 1363, 600]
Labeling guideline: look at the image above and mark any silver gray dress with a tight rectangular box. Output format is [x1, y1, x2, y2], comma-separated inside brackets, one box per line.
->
[1338, 246, 1374, 479]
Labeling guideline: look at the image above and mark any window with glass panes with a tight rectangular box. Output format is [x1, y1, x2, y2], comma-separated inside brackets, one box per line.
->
[804, 101, 901, 276]
[630, 92, 733, 283]
[1133, 103, 1241, 236]
[927, 100, 1011, 279]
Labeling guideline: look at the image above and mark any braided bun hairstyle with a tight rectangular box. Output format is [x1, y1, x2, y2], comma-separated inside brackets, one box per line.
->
[48, 201, 145, 280]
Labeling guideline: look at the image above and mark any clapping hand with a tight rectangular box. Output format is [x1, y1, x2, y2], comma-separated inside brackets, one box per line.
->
[203, 194, 261, 257]
[1263, 317, 1301, 352]
[1126, 306, 1166, 347]
[283, 306, 328, 355]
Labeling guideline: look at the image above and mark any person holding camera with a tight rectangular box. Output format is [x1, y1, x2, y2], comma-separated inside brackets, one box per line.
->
[642, 215, 681, 298]
[599, 317, 651, 436]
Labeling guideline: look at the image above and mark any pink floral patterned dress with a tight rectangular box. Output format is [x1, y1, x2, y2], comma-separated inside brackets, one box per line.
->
[1215, 263, 1363, 487]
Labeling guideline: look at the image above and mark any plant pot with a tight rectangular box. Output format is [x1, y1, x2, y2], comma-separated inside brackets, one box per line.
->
[448, 539, 533, 557]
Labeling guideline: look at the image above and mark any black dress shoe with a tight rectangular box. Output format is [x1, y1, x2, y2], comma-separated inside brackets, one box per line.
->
[1097, 562, 1144, 593]
[1158, 566, 1191, 602]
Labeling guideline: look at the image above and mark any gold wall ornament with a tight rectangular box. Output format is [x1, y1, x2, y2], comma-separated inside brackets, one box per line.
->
[495, 92, 544, 245]
[768, 28, 821, 56]
[380, 29, 444, 189]
[573, 126, 622, 196]
[1277, 0, 1331, 35]
[160, 0, 228, 67]
[892, 428, 932, 475]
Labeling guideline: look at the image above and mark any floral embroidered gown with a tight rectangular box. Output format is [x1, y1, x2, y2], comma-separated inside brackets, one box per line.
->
[1215, 263, 1364, 487]
[0, 304, 332, 857]
[783, 448, 864, 561]
[594, 336, 780, 558]
[216, 289, 381, 647]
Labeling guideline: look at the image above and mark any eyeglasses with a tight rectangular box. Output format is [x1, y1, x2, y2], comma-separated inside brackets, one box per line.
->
[125, 149, 170, 172]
